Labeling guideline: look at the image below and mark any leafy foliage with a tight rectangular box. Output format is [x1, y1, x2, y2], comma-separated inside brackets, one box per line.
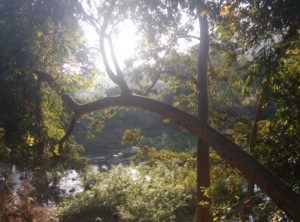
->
[59, 148, 290, 221]
[59, 149, 196, 222]
[0, 0, 89, 168]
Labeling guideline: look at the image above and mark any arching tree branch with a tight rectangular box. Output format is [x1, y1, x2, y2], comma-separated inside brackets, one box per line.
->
[77, 95, 300, 220]
[37, 70, 300, 220]
[69, 94, 300, 220]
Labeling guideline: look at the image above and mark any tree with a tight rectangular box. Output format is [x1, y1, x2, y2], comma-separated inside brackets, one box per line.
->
[0, 0, 88, 168]
[209, 0, 300, 219]
[195, 0, 212, 221]
[35, 2, 300, 220]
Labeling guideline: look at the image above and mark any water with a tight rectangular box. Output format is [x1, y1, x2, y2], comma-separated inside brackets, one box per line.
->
[8, 165, 22, 191]
[3, 159, 123, 207]
[2, 165, 85, 207]
[4, 165, 28, 193]
[57, 169, 84, 196]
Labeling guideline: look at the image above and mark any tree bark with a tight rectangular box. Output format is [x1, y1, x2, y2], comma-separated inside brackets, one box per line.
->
[196, 9, 212, 222]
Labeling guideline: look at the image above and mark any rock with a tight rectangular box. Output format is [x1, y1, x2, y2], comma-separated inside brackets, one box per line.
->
[68, 188, 75, 193]
[100, 165, 108, 172]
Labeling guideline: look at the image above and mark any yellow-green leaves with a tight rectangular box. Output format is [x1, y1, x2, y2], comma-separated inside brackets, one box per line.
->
[248, 7, 256, 15]
[25, 132, 35, 147]
[121, 128, 144, 145]
[220, 5, 230, 18]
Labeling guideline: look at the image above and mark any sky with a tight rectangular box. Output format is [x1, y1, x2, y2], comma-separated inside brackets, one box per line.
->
[83, 20, 138, 69]
[78, 13, 200, 99]
[73, 20, 138, 99]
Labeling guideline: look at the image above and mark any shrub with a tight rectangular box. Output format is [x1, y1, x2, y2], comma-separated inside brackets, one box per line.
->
[59, 149, 196, 222]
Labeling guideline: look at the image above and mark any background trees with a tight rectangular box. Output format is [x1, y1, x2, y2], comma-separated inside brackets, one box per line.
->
[0, 0, 89, 168]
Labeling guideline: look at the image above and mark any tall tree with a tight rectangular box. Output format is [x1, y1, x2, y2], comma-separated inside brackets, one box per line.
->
[196, 0, 212, 221]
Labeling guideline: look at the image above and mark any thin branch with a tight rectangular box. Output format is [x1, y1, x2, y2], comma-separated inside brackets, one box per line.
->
[99, 2, 119, 82]
[143, 71, 161, 96]
[207, 56, 217, 76]
[243, 95, 264, 218]
[178, 34, 200, 40]
[80, 0, 130, 95]
[107, 34, 124, 78]
[58, 114, 80, 156]
[36, 71, 81, 156]
[161, 69, 199, 90]
[77, 1, 101, 33]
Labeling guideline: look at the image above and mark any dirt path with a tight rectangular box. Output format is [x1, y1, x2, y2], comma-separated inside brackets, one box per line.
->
[32, 207, 59, 222]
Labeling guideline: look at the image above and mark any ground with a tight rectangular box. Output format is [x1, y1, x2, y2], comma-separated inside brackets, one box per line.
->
[31, 207, 58, 222]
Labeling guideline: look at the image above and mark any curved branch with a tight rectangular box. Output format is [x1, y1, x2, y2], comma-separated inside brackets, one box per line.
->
[143, 71, 161, 96]
[107, 35, 123, 78]
[99, 31, 118, 83]
[35, 71, 80, 112]
[38, 71, 300, 220]
[58, 114, 80, 156]
[76, 95, 299, 220]
[99, 28, 131, 96]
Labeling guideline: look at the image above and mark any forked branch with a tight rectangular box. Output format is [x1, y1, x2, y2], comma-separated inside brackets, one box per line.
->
[80, 0, 130, 95]
[98, 0, 131, 95]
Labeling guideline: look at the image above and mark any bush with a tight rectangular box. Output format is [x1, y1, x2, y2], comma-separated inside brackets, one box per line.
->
[59, 148, 287, 221]
[59, 149, 195, 222]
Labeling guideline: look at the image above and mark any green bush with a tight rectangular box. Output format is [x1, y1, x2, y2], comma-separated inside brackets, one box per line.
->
[59, 149, 195, 222]
[59, 149, 285, 221]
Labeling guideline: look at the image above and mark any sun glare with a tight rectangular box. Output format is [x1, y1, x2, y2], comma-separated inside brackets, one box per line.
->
[84, 20, 137, 70]
[113, 21, 137, 65]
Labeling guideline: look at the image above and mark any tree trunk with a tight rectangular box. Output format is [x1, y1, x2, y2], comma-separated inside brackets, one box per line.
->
[35, 79, 47, 164]
[196, 7, 212, 222]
